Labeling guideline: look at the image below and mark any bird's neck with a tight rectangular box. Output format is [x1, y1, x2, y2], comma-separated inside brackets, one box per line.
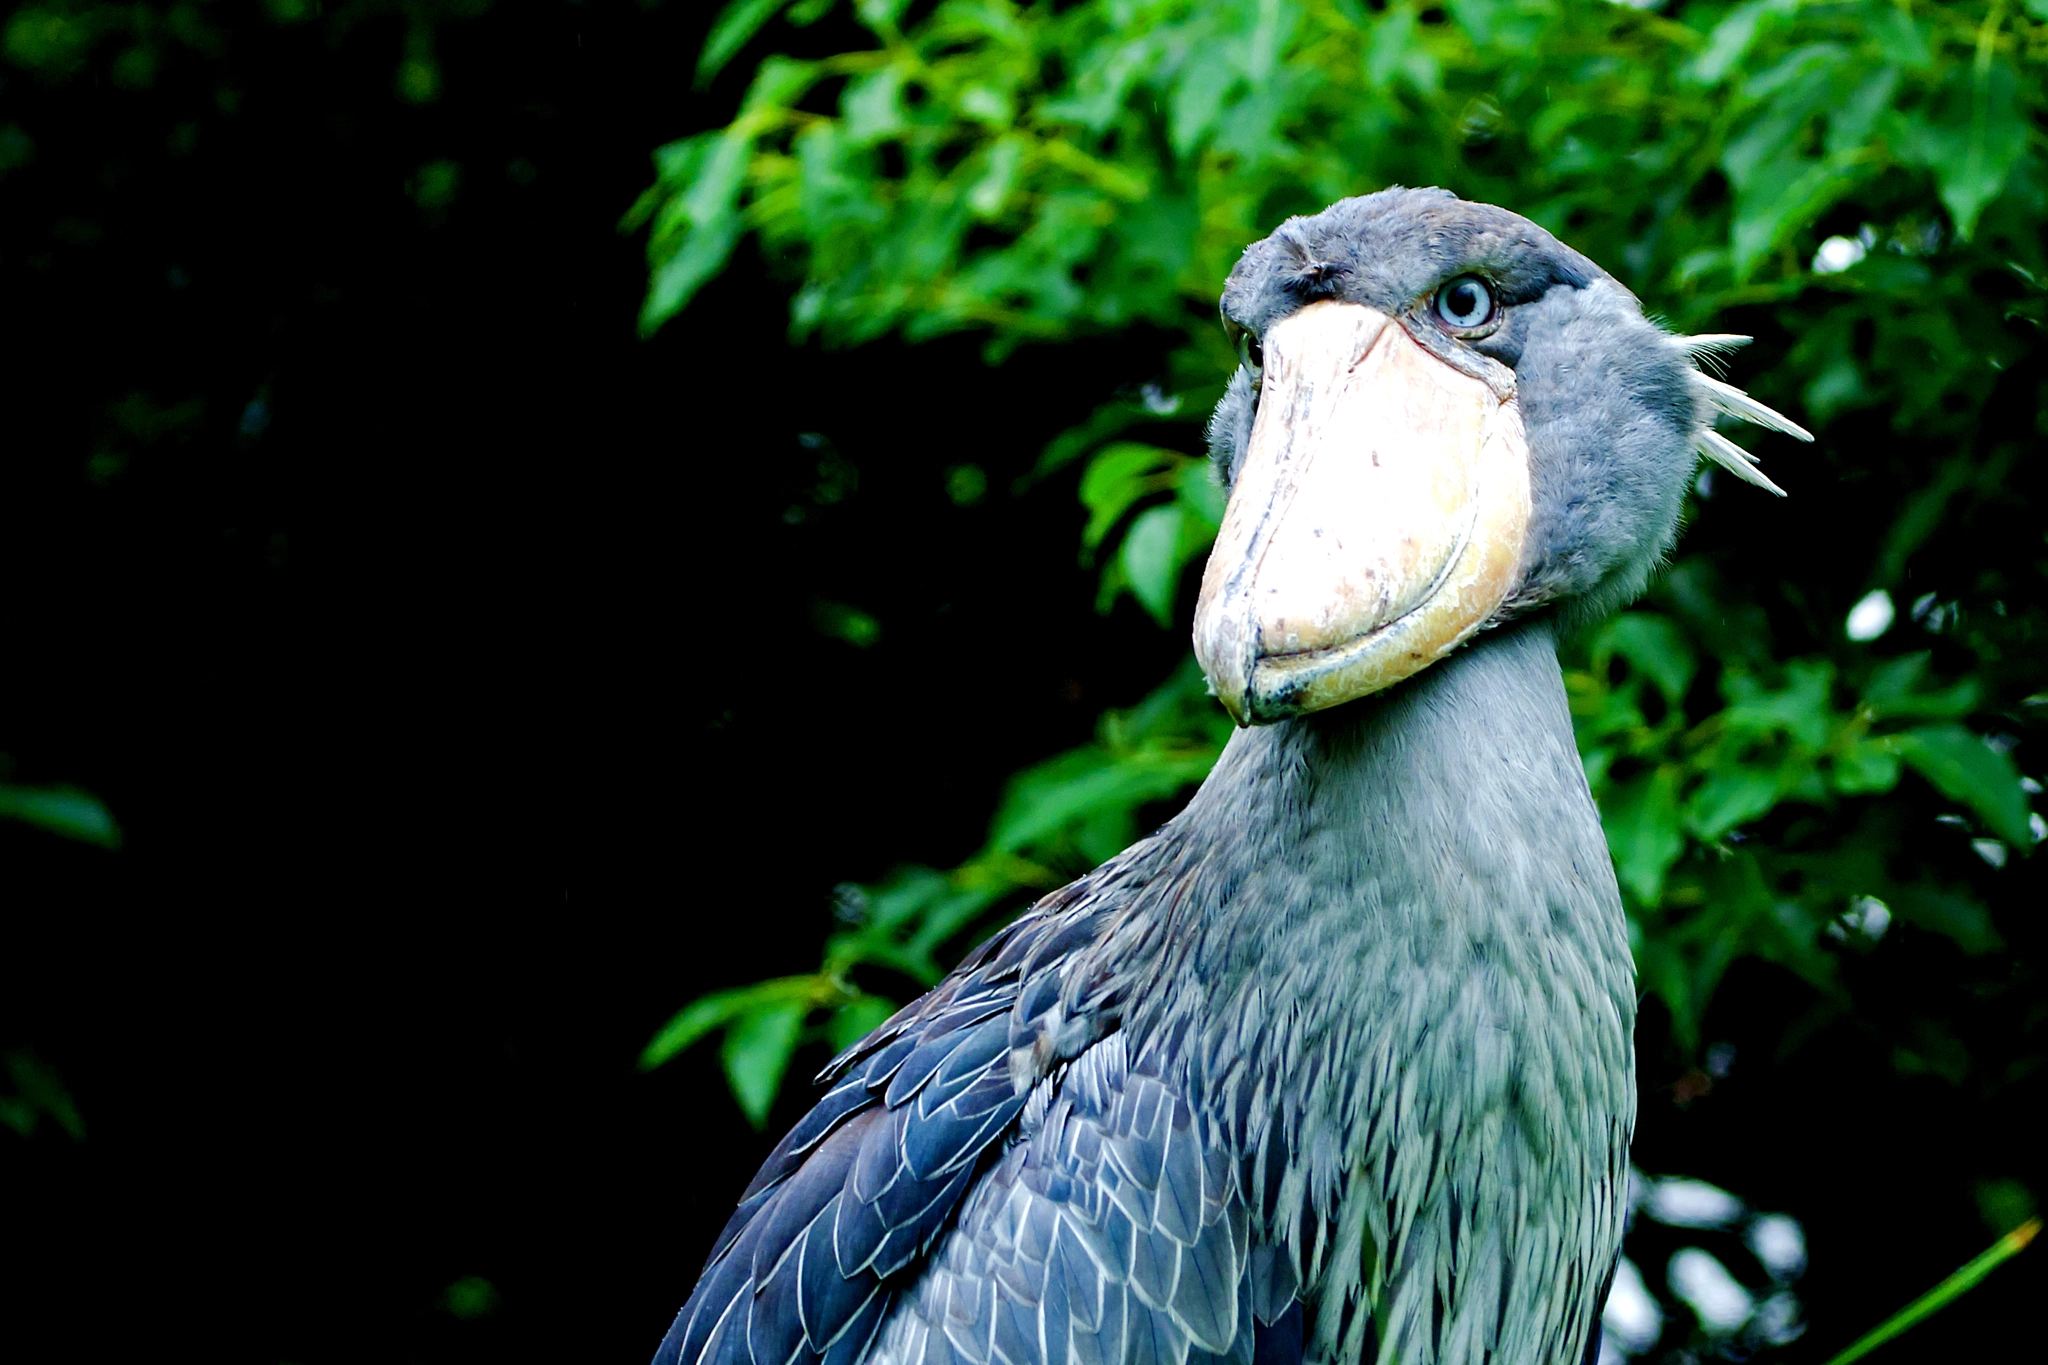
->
[1105, 615, 1634, 1114]
[1086, 617, 1635, 1353]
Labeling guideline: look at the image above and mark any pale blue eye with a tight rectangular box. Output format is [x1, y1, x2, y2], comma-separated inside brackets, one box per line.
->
[1434, 276, 1493, 329]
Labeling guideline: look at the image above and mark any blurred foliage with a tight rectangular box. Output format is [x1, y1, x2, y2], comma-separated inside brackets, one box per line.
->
[1, 0, 487, 104]
[0, 1049, 86, 1141]
[0, 767, 121, 848]
[635, 0, 2047, 1123]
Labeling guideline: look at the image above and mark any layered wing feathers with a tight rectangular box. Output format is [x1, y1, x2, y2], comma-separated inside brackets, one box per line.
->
[655, 880, 1211, 1365]
[654, 869, 1275, 1365]
[865, 1037, 1257, 1365]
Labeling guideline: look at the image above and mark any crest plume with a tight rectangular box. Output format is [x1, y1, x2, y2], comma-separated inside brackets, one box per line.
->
[1671, 333, 1812, 497]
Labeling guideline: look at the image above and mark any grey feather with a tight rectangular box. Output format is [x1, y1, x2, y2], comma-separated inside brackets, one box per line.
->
[1698, 429, 1789, 497]
[1693, 373, 1813, 442]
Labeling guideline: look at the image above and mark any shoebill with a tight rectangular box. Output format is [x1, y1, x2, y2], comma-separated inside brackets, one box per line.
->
[651, 188, 1808, 1365]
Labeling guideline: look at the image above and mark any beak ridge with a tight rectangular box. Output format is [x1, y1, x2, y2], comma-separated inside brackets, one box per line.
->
[1194, 301, 1531, 724]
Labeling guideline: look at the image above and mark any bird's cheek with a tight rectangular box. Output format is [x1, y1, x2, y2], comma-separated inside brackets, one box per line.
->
[1193, 300, 1532, 725]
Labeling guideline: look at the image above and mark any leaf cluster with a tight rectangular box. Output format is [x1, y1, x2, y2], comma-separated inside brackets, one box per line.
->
[628, 0, 2046, 1138]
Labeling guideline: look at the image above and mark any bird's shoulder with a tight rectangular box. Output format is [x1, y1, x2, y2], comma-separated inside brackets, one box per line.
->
[654, 854, 1178, 1365]
[865, 1027, 1283, 1365]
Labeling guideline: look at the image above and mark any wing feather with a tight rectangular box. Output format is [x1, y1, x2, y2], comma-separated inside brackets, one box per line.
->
[867, 1037, 1267, 1365]
[655, 859, 1278, 1365]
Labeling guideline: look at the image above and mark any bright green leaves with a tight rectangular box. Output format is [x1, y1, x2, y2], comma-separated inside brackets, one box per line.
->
[1079, 443, 1224, 625]
[640, 974, 890, 1127]
[988, 658, 1230, 866]
[721, 1000, 808, 1127]
[625, 53, 824, 334]
[637, 0, 2047, 1120]
[1720, 38, 1883, 277]
[625, 129, 750, 336]
[1079, 444, 1180, 550]
[1710, 0, 2037, 278]
[698, 0, 796, 87]
[634, 0, 2048, 342]
[1569, 607, 2035, 1050]
[636, 0, 1173, 342]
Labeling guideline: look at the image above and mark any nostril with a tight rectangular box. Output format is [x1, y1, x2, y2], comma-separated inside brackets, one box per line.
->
[1287, 260, 1349, 299]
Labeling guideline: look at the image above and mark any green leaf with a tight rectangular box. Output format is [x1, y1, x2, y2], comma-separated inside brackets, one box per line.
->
[1895, 60, 2027, 240]
[825, 995, 897, 1052]
[1173, 459, 1226, 534]
[697, 0, 788, 87]
[1724, 661, 1836, 750]
[1894, 725, 2034, 848]
[989, 737, 1221, 858]
[860, 866, 954, 932]
[1121, 504, 1185, 627]
[1868, 7, 1932, 70]
[1831, 739, 1902, 794]
[444, 1276, 499, 1320]
[1687, 0, 1787, 87]
[968, 136, 1025, 218]
[1686, 769, 1781, 842]
[1730, 153, 1859, 279]
[1863, 653, 1980, 720]
[1602, 766, 1685, 903]
[842, 67, 907, 146]
[639, 976, 820, 1070]
[1078, 443, 1177, 549]
[723, 1001, 807, 1127]
[813, 600, 881, 647]
[1888, 885, 2002, 955]
[1600, 612, 1695, 705]
[639, 989, 754, 1071]
[0, 783, 121, 847]
[1032, 392, 1204, 482]
[636, 129, 751, 333]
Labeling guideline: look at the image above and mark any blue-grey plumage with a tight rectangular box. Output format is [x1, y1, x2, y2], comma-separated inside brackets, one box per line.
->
[652, 187, 1807, 1365]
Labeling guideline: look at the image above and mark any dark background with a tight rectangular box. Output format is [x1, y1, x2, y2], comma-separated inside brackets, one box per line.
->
[1, 3, 2038, 1362]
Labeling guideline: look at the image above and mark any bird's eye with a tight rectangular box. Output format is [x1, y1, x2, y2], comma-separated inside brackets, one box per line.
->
[1434, 275, 1494, 330]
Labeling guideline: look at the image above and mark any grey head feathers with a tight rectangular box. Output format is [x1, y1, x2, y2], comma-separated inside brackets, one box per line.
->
[1209, 186, 1808, 633]
[1216, 187, 1602, 339]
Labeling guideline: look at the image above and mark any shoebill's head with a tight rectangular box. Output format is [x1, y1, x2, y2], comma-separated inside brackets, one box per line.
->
[1196, 187, 1808, 725]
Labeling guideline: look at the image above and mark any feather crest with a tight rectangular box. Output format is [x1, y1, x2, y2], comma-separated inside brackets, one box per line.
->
[1695, 373, 1814, 442]
[1668, 332, 1750, 376]
[1672, 333, 1807, 496]
[1698, 428, 1787, 497]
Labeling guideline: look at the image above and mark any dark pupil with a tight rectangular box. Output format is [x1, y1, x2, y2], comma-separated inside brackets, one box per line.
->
[1448, 283, 1481, 320]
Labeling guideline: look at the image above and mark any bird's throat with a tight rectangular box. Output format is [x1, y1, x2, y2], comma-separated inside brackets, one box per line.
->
[1108, 618, 1638, 1365]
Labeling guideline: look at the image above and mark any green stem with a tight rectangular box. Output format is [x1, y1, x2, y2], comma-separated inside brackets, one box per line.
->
[1818, 1217, 2039, 1365]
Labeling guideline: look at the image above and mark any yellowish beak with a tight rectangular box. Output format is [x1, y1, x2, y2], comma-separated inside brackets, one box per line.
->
[1193, 301, 1532, 725]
